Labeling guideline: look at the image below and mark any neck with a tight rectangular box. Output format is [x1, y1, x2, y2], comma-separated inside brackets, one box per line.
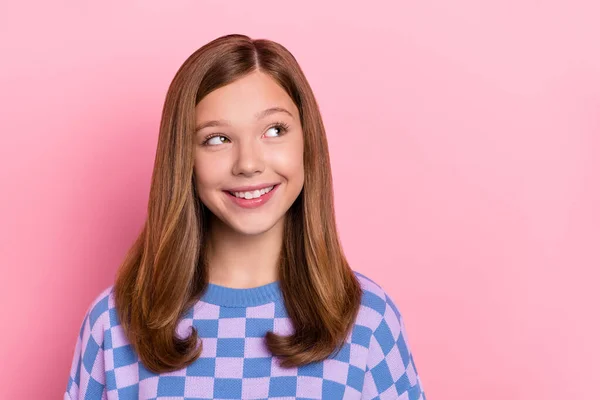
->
[205, 214, 284, 289]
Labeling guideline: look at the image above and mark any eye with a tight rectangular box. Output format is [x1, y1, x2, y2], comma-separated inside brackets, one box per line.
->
[202, 134, 230, 146]
[200, 122, 290, 147]
[265, 122, 290, 137]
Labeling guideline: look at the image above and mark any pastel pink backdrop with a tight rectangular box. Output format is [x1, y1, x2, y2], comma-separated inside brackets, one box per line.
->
[1, 1, 598, 399]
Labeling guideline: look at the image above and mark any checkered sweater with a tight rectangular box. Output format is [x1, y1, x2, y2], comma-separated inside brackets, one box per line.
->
[65, 271, 426, 400]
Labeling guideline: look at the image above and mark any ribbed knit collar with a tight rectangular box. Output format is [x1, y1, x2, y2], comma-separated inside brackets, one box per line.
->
[201, 280, 283, 307]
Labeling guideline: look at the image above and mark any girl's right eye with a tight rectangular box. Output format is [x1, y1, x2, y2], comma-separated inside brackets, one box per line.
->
[203, 134, 230, 146]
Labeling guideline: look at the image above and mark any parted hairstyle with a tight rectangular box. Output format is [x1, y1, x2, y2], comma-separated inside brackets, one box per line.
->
[114, 33, 363, 373]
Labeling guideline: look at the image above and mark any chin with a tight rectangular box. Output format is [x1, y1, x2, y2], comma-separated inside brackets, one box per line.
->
[228, 216, 283, 236]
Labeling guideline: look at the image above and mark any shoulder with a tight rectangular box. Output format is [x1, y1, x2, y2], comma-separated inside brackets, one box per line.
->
[79, 285, 115, 337]
[352, 270, 404, 336]
[351, 271, 425, 399]
[65, 286, 117, 398]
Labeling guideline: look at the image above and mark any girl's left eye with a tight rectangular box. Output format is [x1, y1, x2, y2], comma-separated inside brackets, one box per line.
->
[265, 123, 290, 137]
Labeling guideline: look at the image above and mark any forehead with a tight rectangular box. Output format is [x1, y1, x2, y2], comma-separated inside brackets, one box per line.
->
[195, 71, 299, 123]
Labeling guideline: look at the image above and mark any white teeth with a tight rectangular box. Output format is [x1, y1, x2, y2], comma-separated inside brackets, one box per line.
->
[232, 185, 274, 199]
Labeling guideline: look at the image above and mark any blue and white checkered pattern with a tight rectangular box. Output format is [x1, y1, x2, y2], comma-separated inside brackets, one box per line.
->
[65, 270, 425, 399]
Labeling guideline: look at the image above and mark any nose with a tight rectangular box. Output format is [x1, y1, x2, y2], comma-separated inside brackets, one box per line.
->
[231, 136, 265, 177]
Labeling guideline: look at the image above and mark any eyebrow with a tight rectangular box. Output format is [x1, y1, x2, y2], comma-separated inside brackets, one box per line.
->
[195, 107, 294, 132]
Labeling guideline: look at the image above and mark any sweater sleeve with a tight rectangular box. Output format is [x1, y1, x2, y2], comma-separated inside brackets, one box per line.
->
[361, 293, 426, 400]
[64, 290, 111, 400]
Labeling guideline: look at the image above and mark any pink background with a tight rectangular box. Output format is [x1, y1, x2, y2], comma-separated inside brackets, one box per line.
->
[1, 1, 599, 398]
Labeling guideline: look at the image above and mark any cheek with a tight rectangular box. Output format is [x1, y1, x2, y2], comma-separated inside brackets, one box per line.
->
[271, 140, 304, 179]
[193, 157, 220, 193]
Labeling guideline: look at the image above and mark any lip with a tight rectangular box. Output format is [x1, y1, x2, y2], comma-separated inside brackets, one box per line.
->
[224, 183, 280, 193]
[224, 183, 280, 209]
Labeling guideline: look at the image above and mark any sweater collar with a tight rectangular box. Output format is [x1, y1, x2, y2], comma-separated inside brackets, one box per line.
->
[201, 280, 282, 307]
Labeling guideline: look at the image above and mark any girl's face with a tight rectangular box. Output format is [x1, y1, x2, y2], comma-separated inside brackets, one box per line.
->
[194, 71, 304, 236]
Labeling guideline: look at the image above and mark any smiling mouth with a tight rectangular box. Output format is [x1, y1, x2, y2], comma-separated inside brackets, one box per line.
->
[225, 184, 279, 199]
[222, 184, 280, 209]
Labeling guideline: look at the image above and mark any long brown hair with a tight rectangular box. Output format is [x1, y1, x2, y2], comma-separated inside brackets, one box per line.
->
[114, 34, 362, 373]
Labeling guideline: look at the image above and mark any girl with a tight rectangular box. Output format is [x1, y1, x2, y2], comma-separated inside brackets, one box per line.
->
[65, 34, 426, 400]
